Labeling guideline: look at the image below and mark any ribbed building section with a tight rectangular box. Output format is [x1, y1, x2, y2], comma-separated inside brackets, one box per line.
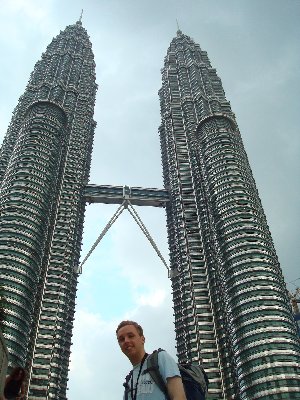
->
[159, 30, 300, 399]
[0, 20, 97, 399]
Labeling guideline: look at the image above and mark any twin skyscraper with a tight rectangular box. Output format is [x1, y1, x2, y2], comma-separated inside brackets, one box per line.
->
[0, 19, 299, 399]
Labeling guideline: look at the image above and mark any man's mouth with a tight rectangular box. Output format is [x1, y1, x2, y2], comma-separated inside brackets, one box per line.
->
[125, 346, 134, 351]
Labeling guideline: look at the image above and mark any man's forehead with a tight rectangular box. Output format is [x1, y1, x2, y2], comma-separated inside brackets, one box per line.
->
[117, 324, 139, 336]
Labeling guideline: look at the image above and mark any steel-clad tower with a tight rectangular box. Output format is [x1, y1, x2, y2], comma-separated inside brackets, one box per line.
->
[0, 19, 97, 399]
[159, 30, 300, 399]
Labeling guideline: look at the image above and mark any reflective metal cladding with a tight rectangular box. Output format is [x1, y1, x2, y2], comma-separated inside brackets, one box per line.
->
[159, 30, 300, 399]
[0, 20, 97, 399]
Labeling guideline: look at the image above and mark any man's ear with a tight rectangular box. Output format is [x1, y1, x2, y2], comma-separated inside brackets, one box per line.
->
[141, 335, 145, 344]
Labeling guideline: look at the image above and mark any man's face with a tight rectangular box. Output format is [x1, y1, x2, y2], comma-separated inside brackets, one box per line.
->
[117, 324, 145, 364]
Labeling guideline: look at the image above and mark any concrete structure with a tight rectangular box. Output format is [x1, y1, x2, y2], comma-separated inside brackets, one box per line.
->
[0, 19, 97, 399]
[159, 30, 300, 399]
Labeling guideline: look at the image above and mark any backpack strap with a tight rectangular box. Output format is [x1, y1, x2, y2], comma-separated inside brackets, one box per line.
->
[143, 349, 170, 399]
[123, 370, 133, 400]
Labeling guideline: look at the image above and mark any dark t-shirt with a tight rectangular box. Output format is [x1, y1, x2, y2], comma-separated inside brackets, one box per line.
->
[4, 379, 22, 399]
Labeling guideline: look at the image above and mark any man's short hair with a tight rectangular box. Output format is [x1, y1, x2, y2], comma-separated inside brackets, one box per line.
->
[116, 320, 144, 337]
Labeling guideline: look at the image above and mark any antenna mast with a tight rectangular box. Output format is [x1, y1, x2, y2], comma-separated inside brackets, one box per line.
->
[176, 19, 182, 35]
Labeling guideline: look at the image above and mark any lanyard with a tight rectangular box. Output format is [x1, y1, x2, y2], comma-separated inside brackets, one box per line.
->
[131, 353, 148, 400]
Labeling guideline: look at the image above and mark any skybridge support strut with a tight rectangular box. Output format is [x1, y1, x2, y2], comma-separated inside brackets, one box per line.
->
[76, 202, 126, 274]
[77, 184, 170, 275]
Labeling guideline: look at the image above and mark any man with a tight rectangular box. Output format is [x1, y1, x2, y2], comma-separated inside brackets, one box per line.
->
[116, 320, 187, 400]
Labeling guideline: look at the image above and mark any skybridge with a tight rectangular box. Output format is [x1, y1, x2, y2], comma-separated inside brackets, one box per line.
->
[83, 184, 169, 208]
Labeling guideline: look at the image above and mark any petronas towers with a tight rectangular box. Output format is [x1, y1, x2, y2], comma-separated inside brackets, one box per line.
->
[0, 20, 299, 400]
[0, 20, 96, 398]
[160, 30, 300, 399]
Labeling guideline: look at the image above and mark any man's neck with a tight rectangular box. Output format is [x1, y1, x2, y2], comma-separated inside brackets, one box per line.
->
[130, 351, 147, 366]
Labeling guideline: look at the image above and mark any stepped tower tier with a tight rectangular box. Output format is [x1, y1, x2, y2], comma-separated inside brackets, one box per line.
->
[159, 30, 300, 399]
[0, 20, 97, 399]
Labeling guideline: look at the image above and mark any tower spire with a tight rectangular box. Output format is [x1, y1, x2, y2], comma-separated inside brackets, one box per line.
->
[176, 19, 182, 35]
[77, 9, 83, 25]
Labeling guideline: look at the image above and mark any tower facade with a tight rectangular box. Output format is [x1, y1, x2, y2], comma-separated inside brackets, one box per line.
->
[159, 31, 300, 399]
[0, 21, 97, 399]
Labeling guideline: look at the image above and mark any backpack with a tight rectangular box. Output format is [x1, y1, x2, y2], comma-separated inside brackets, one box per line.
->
[145, 348, 209, 400]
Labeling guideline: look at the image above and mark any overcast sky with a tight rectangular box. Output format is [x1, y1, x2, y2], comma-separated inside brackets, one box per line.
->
[0, 1, 299, 399]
